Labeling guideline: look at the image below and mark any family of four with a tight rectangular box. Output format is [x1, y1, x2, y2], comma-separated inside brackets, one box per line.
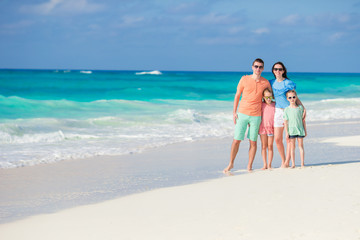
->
[223, 58, 307, 173]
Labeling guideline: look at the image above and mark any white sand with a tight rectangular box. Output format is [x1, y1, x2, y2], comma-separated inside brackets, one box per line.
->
[1, 124, 360, 239]
[1, 162, 360, 240]
[321, 135, 360, 147]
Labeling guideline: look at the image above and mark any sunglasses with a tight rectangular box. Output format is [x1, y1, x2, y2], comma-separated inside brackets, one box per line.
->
[253, 65, 264, 69]
[288, 96, 296, 99]
[273, 68, 283, 71]
[264, 96, 273, 100]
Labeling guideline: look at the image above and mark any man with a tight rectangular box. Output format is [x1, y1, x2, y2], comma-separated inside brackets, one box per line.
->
[223, 58, 271, 172]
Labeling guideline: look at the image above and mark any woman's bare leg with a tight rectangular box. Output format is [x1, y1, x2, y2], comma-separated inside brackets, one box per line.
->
[274, 127, 286, 167]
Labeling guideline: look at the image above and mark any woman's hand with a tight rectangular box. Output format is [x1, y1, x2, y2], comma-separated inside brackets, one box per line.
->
[302, 107, 307, 120]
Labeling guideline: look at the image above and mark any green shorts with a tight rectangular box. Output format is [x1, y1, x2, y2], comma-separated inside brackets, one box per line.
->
[234, 113, 261, 142]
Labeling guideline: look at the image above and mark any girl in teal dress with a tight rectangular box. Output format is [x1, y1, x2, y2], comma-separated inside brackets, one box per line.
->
[283, 90, 307, 168]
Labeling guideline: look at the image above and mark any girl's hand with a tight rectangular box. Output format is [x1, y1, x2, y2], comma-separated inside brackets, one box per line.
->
[233, 112, 238, 124]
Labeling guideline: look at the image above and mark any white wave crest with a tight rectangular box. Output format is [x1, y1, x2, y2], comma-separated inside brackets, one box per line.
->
[319, 98, 360, 103]
[0, 130, 98, 144]
[135, 70, 162, 75]
[80, 70, 92, 74]
[304, 98, 360, 122]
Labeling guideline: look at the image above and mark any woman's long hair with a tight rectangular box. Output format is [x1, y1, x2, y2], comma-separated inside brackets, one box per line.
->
[272, 61, 289, 79]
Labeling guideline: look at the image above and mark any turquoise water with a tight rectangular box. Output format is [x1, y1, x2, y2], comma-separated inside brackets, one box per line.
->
[1, 69, 360, 168]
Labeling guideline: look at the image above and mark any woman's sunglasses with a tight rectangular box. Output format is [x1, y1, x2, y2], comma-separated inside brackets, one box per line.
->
[288, 96, 296, 99]
[264, 96, 273, 100]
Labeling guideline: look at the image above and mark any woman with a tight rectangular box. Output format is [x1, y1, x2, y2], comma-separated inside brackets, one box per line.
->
[269, 62, 305, 167]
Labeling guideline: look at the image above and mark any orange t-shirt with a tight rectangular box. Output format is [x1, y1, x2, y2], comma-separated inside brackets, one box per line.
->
[237, 75, 270, 116]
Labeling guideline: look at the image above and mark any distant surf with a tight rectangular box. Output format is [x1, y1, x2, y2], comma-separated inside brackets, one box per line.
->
[135, 70, 162, 75]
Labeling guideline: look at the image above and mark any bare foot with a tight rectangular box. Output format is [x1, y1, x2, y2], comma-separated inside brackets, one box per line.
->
[291, 165, 295, 168]
[268, 165, 273, 169]
[223, 164, 233, 173]
[261, 166, 268, 170]
[224, 171, 234, 176]
[247, 168, 253, 172]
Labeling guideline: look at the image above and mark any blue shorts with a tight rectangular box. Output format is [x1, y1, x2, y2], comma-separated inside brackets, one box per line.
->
[289, 135, 305, 139]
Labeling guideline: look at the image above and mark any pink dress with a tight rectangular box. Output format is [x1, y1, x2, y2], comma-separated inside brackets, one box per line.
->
[259, 102, 275, 135]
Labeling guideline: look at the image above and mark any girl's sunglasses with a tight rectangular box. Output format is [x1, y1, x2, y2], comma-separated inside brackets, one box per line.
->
[288, 96, 296, 99]
[264, 96, 273, 100]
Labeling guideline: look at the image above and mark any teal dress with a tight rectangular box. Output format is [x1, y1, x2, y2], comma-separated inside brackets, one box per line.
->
[283, 105, 305, 136]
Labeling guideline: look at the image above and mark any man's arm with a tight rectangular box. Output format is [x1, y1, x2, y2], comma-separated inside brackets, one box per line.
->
[233, 77, 244, 124]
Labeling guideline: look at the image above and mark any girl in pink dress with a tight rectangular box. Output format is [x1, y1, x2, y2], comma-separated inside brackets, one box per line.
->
[259, 88, 275, 169]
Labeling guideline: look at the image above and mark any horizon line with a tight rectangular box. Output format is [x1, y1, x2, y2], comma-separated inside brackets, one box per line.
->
[0, 68, 359, 74]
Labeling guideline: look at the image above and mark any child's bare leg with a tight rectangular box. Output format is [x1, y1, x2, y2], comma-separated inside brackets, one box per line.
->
[290, 138, 296, 168]
[267, 136, 274, 168]
[224, 139, 241, 173]
[298, 138, 305, 167]
[260, 135, 268, 170]
[285, 136, 291, 167]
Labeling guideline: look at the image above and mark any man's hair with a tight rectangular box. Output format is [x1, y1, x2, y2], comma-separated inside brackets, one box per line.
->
[253, 58, 264, 66]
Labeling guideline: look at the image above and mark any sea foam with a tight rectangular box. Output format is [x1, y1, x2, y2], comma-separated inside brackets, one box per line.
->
[0, 106, 232, 168]
[135, 70, 162, 75]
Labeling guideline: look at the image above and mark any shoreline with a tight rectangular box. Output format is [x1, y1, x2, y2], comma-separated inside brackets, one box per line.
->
[0, 118, 359, 170]
[1, 119, 360, 225]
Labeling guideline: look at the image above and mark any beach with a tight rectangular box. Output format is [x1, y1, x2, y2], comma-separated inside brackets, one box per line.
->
[1, 0, 360, 238]
[1, 119, 360, 239]
[1, 70, 360, 239]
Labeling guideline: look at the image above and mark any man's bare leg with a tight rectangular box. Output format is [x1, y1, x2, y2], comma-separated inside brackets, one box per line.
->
[223, 139, 241, 173]
[247, 140, 257, 171]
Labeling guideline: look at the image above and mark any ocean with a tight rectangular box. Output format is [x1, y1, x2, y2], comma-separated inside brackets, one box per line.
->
[1, 69, 360, 168]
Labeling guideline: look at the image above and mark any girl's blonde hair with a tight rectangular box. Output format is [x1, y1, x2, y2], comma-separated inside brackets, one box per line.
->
[262, 88, 274, 102]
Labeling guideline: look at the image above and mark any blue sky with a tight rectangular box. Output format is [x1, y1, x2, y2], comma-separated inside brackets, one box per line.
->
[0, 0, 359, 72]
